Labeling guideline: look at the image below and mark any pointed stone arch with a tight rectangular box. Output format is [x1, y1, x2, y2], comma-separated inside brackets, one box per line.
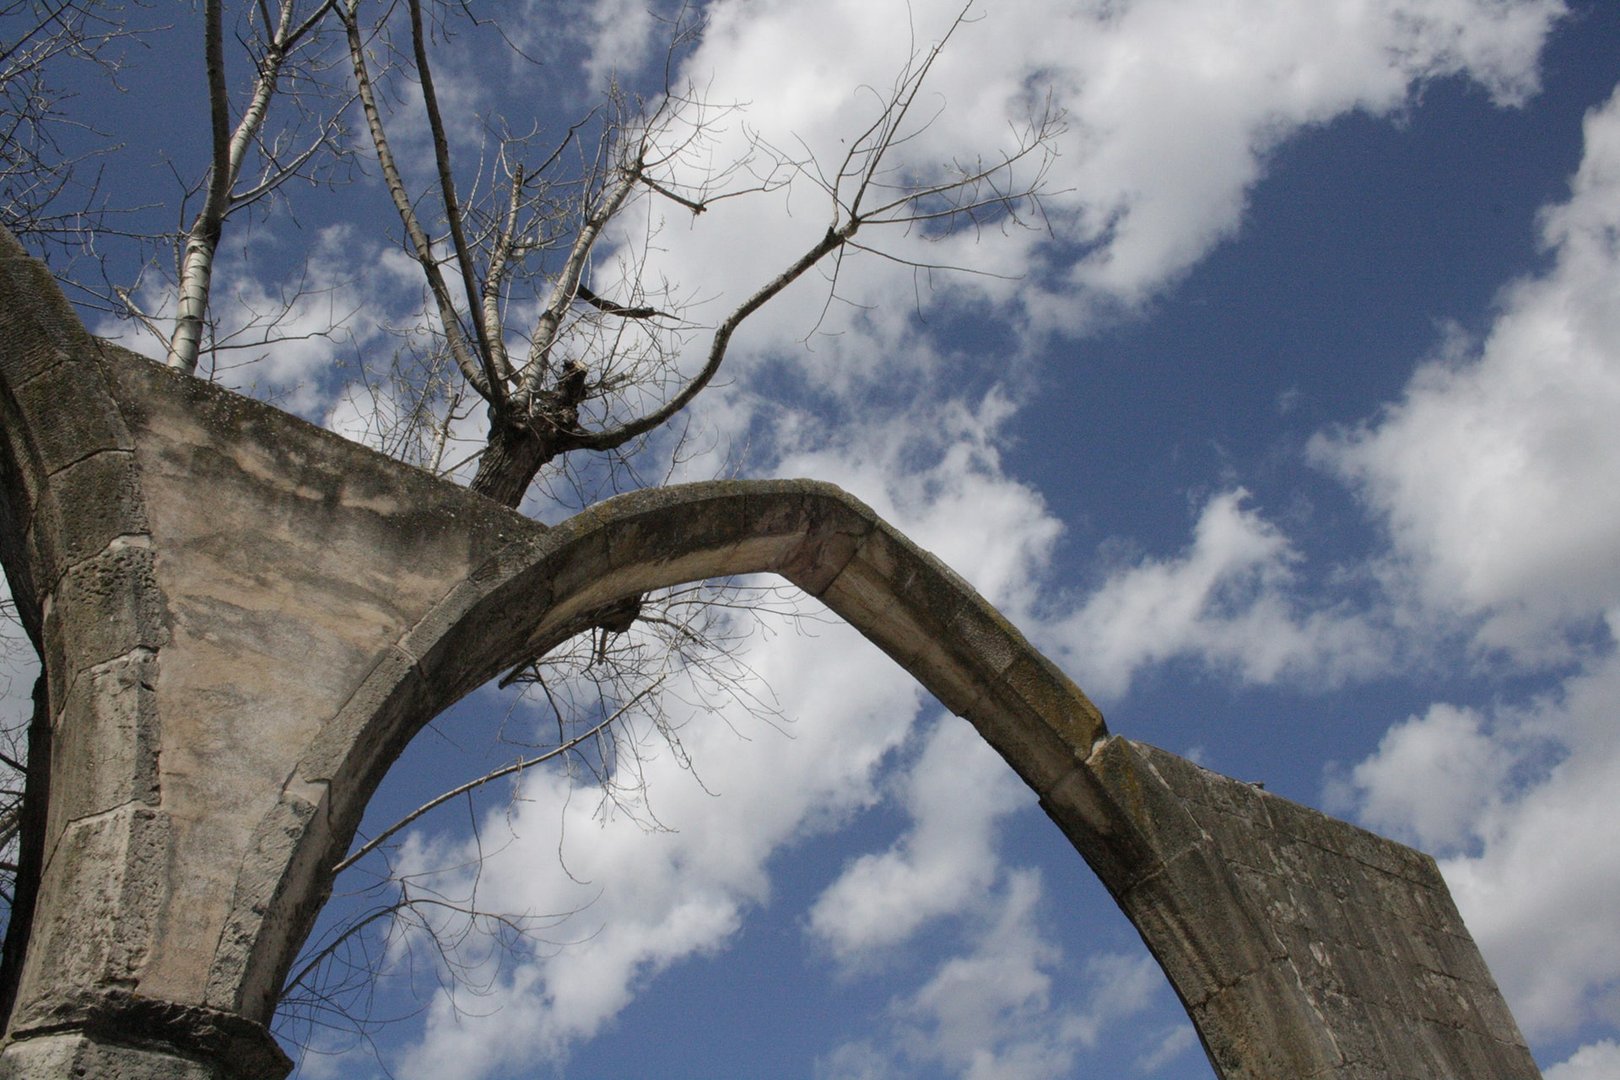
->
[0, 230, 1540, 1078]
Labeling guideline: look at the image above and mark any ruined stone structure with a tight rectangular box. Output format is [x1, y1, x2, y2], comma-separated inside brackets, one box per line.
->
[0, 227, 1542, 1077]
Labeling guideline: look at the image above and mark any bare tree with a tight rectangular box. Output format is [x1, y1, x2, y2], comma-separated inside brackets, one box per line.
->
[339, 0, 1056, 509]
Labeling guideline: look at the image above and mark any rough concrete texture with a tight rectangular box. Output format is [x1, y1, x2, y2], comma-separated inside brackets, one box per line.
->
[0, 226, 1541, 1078]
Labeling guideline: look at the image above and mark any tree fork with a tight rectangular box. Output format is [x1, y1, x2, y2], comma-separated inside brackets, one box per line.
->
[468, 414, 553, 510]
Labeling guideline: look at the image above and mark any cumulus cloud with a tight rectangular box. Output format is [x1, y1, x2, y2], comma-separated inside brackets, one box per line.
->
[1328, 703, 1514, 851]
[1546, 1040, 1620, 1080]
[817, 873, 1167, 1080]
[892, 878, 1107, 1080]
[806, 716, 1027, 963]
[1437, 639, 1620, 1040]
[768, 392, 1062, 616]
[394, 609, 924, 1078]
[577, 0, 664, 87]
[1048, 489, 1384, 699]
[1040, 0, 1562, 307]
[96, 226, 419, 422]
[589, 0, 1566, 406]
[1314, 84, 1620, 661]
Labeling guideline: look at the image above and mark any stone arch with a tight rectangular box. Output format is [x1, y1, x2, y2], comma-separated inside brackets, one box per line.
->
[0, 229, 1540, 1078]
[233, 478, 1109, 1021]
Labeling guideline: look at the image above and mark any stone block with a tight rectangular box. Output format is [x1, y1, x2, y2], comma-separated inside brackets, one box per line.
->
[206, 790, 322, 1020]
[0, 249, 101, 387]
[10, 352, 133, 478]
[41, 540, 167, 712]
[24, 448, 147, 590]
[1189, 963, 1343, 1078]
[0, 1032, 217, 1080]
[47, 649, 161, 827]
[9, 809, 168, 1027]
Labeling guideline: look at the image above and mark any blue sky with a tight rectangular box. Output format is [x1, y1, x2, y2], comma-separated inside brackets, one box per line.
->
[5, 1, 1620, 1077]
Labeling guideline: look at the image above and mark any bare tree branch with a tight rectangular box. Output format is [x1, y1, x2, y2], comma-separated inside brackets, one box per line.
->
[168, 0, 343, 373]
[407, 0, 501, 404]
[341, 0, 490, 398]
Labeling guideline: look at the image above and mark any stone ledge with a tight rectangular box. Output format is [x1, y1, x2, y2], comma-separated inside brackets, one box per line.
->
[1, 990, 289, 1080]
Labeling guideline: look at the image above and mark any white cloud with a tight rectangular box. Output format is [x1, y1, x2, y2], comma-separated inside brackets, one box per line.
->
[892, 873, 1080, 1080]
[806, 716, 1027, 963]
[1048, 489, 1384, 699]
[818, 873, 1165, 1080]
[393, 611, 923, 1079]
[768, 392, 1062, 617]
[579, 0, 663, 87]
[1134, 1023, 1199, 1075]
[1329, 703, 1513, 851]
[593, 0, 1566, 407]
[96, 226, 416, 423]
[507, 0, 675, 93]
[1042, 0, 1562, 308]
[1314, 84, 1620, 661]
[1546, 1040, 1620, 1080]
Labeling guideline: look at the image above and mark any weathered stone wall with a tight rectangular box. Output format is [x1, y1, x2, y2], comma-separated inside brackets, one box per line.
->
[1069, 740, 1538, 1079]
[0, 227, 1541, 1078]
